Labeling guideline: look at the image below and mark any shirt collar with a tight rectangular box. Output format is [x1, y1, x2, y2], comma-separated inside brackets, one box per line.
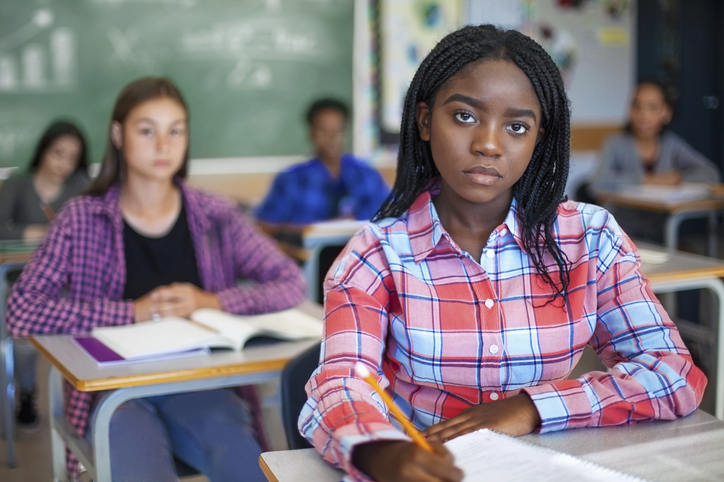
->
[407, 181, 524, 263]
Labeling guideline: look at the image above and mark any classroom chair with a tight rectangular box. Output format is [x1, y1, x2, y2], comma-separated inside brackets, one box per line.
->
[305, 244, 346, 305]
[280, 341, 321, 450]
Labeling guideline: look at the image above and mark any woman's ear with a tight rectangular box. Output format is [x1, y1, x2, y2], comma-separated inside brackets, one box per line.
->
[415, 102, 431, 141]
[110, 121, 123, 150]
[536, 127, 545, 145]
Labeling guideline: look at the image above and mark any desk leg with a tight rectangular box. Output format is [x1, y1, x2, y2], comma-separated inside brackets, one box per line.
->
[0, 264, 17, 468]
[49, 367, 69, 482]
[665, 213, 682, 251]
[652, 276, 724, 420]
[1, 337, 16, 467]
[709, 211, 718, 258]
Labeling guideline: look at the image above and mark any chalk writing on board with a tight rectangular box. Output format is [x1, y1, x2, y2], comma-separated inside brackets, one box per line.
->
[0, 9, 77, 93]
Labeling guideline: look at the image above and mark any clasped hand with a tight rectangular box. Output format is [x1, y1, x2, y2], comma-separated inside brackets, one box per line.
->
[133, 282, 221, 322]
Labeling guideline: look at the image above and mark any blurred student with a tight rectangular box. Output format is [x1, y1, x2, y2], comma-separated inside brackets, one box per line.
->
[7, 77, 305, 481]
[255, 98, 390, 256]
[588, 80, 720, 241]
[591, 79, 720, 192]
[0, 120, 89, 241]
[0, 120, 89, 429]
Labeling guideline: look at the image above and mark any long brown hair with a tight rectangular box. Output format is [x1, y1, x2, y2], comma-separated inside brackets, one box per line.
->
[28, 120, 89, 176]
[86, 77, 190, 195]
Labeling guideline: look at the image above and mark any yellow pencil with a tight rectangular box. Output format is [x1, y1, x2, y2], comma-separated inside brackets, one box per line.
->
[355, 362, 433, 452]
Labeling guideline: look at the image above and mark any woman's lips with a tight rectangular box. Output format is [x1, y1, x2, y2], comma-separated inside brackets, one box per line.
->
[464, 166, 501, 185]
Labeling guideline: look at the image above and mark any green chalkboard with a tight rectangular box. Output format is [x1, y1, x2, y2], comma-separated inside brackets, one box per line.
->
[0, 0, 353, 169]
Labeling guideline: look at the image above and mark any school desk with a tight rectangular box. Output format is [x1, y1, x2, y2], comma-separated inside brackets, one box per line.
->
[30, 300, 323, 482]
[597, 188, 724, 257]
[259, 409, 724, 482]
[0, 240, 39, 468]
[638, 241, 724, 420]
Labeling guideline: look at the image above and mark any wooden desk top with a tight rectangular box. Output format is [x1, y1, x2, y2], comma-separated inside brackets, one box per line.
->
[597, 190, 724, 214]
[0, 240, 38, 264]
[638, 241, 724, 282]
[31, 301, 323, 392]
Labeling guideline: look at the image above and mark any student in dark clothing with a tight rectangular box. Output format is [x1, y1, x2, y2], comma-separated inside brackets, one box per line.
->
[0, 120, 89, 429]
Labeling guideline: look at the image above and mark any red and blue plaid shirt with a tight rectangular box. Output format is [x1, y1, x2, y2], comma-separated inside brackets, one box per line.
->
[299, 187, 706, 481]
[7, 180, 306, 476]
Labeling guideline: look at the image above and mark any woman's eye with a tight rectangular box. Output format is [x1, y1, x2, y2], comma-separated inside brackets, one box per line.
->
[509, 123, 528, 134]
[454, 112, 475, 124]
[140, 128, 154, 136]
[171, 128, 185, 137]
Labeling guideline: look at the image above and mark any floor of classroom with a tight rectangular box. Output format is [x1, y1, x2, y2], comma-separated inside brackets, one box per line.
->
[0, 226, 722, 480]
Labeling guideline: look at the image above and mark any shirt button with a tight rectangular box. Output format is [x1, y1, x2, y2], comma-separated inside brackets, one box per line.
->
[485, 299, 494, 309]
[485, 249, 494, 258]
[500, 228, 508, 236]
[490, 392, 499, 401]
[489, 344, 499, 354]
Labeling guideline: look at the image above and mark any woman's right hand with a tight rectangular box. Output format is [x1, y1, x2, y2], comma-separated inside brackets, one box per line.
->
[352, 440, 464, 482]
[132, 291, 159, 323]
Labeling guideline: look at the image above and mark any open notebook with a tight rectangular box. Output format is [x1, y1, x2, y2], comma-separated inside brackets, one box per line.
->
[74, 308, 323, 366]
[444, 429, 645, 482]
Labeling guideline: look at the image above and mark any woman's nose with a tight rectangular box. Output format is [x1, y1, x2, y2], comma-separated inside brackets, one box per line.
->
[471, 125, 503, 157]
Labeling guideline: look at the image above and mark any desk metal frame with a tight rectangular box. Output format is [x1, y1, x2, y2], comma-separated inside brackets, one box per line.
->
[650, 275, 724, 420]
[47, 364, 290, 482]
[0, 261, 28, 468]
[665, 209, 719, 257]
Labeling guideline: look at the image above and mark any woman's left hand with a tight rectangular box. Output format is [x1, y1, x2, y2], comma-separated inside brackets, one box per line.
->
[421, 392, 541, 443]
[149, 282, 221, 319]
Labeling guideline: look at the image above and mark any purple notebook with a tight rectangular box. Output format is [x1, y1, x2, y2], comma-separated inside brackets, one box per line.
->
[74, 336, 126, 364]
[73, 335, 210, 366]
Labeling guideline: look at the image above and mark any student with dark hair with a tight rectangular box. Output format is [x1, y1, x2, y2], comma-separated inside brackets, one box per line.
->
[0, 120, 89, 241]
[7, 77, 305, 481]
[592, 79, 719, 192]
[255, 98, 390, 255]
[588, 79, 720, 241]
[0, 119, 89, 429]
[299, 25, 705, 482]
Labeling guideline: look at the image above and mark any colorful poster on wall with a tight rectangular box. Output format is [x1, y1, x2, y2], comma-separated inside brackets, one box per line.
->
[380, 0, 462, 133]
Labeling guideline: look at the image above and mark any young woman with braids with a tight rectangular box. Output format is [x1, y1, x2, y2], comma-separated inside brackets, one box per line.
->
[298, 25, 705, 482]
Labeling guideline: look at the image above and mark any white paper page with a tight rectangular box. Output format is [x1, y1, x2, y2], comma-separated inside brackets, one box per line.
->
[192, 308, 323, 344]
[92, 318, 235, 359]
[190, 310, 265, 349]
[444, 429, 642, 482]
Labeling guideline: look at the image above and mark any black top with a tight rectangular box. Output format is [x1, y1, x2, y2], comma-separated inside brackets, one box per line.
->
[122, 200, 201, 300]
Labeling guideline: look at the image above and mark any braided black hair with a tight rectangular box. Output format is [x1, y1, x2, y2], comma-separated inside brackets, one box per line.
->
[373, 24, 572, 300]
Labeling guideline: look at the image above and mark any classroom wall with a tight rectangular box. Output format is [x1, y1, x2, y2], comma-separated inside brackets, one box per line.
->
[0, 0, 637, 193]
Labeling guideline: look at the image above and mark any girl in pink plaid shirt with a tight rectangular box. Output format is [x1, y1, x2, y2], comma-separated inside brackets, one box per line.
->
[8, 78, 305, 481]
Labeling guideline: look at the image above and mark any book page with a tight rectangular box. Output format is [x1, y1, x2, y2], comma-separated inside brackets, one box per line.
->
[444, 429, 642, 482]
[92, 319, 235, 359]
[190, 310, 271, 349]
[191, 308, 323, 345]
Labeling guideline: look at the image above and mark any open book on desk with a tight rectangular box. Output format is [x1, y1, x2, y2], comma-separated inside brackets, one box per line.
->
[74, 308, 323, 366]
[444, 429, 644, 482]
